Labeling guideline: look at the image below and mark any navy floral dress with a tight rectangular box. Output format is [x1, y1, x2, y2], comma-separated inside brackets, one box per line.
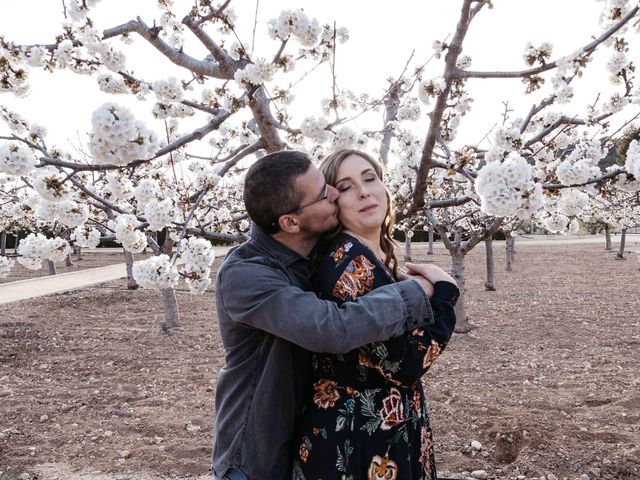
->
[291, 233, 459, 480]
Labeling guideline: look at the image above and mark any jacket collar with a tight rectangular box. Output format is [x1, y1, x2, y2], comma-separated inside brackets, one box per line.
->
[249, 223, 308, 266]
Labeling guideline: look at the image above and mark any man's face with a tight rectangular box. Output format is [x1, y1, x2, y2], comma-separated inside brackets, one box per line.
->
[291, 165, 340, 236]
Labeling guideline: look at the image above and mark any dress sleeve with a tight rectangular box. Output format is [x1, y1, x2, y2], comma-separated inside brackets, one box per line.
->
[314, 236, 458, 387]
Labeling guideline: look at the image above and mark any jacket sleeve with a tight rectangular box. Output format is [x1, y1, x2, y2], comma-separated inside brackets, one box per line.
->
[216, 257, 434, 354]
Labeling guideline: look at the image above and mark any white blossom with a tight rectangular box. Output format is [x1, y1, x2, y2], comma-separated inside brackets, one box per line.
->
[144, 198, 178, 232]
[88, 103, 159, 166]
[153, 77, 184, 103]
[0, 142, 38, 176]
[97, 73, 128, 94]
[32, 166, 72, 202]
[0, 256, 15, 278]
[178, 237, 216, 294]
[113, 214, 147, 253]
[625, 139, 640, 179]
[72, 225, 101, 248]
[132, 254, 179, 290]
[299, 116, 329, 141]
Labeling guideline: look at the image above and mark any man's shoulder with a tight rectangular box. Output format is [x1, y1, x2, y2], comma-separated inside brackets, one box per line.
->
[218, 240, 283, 280]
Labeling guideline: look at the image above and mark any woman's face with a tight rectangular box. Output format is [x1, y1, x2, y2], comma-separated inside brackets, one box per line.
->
[334, 154, 388, 234]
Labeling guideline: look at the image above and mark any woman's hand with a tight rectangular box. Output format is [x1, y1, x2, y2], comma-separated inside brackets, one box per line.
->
[404, 262, 457, 287]
[397, 270, 435, 298]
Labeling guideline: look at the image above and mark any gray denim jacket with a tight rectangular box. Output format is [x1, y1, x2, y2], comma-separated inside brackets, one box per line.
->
[212, 225, 434, 480]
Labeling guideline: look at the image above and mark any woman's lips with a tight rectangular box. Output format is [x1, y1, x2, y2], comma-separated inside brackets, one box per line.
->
[359, 204, 378, 213]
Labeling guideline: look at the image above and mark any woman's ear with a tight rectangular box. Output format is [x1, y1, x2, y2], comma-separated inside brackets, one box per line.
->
[278, 214, 300, 234]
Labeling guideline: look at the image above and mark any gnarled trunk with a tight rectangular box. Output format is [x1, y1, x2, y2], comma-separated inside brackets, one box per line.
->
[427, 224, 434, 255]
[160, 287, 182, 335]
[616, 228, 627, 260]
[604, 224, 612, 251]
[47, 260, 57, 275]
[452, 252, 470, 333]
[124, 250, 138, 290]
[484, 236, 495, 291]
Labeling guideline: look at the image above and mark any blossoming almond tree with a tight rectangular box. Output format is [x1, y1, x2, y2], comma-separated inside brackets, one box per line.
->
[1, 0, 639, 333]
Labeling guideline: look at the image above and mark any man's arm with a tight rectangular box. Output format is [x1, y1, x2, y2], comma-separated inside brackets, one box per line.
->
[217, 259, 434, 354]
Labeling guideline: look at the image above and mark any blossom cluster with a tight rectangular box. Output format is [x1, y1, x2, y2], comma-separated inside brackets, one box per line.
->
[234, 58, 277, 87]
[88, 103, 159, 166]
[475, 154, 543, 218]
[0, 256, 15, 278]
[625, 139, 640, 180]
[72, 225, 102, 248]
[112, 214, 147, 253]
[0, 142, 38, 176]
[268, 9, 321, 47]
[178, 237, 216, 294]
[132, 254, 179, 290]
[17, 233, 71, 270]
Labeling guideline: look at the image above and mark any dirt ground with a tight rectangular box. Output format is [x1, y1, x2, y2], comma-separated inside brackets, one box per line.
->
[1, 240, 639, 480]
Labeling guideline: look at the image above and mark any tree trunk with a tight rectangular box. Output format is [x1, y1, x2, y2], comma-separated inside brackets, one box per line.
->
[65, 254, 73, 267]
[506, 237, 513, 272]
[13, 233, 19, 254]
[47, 260, 57, 275]
[427, 225, 434, 255]
[604, 224, 612, 251]
[484, 236, 496, 291]
[159, 287, 182, 335]
[0, 231, 6, 256]
[452, 252, 470, 333]
[616, 228, 627, 260]
[404, 231, 412, 262]
[75, 245, 82, 261]
[124, 250, 139, 290]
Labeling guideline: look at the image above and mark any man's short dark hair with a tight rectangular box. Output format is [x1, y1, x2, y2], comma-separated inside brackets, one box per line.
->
[244, 150, 312, 234]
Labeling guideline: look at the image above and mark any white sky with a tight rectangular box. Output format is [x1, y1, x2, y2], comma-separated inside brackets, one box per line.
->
[1, 0, 637, 156]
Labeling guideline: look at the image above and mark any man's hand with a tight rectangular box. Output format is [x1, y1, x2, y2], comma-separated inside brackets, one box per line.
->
[404, 262, 457, 287]
[398, 271, 435, 298]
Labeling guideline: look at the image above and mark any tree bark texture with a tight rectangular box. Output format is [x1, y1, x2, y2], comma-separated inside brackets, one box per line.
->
[404, 232, 412, 262]
[604, 224, 612, 251]
[451, 252, 470, 333]
[0, 231, 6, 256]
[427, 225, 434, 255]
[616, 228, 627, 259]
[124, 250, 138, 290]
[47, 260, 57, 275]
[160, 288, 182, 335]
[506, 237, 514, 272]
[484, 236, 496, 291]
[65, 254, 73, 267]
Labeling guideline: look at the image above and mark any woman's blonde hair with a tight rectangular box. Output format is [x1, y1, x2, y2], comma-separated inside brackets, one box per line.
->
[318, 149, 398, 277]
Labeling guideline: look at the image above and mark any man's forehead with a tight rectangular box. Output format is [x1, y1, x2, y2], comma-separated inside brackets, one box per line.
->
[294, 165, 324, 197]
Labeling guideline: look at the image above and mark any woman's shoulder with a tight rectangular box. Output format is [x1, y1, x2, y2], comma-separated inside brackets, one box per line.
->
[318, 232, 369, 270]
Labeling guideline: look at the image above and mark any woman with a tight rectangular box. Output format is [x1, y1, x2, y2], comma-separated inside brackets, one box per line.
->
[291, 149, 459, 480]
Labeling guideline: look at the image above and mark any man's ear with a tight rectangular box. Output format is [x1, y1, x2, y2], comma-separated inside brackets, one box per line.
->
[278, 214, 300, 234]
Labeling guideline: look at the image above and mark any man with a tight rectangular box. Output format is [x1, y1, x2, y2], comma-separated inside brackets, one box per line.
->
[212, 150, 458, 480]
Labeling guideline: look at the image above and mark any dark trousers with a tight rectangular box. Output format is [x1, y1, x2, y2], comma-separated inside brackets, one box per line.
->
[213, 468, 248, 480]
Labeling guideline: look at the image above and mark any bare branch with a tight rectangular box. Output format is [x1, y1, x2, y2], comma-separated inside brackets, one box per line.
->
[456, 3, 640, 79]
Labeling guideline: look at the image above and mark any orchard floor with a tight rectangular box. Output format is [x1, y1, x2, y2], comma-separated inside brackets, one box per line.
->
[1, 240, 639, 480]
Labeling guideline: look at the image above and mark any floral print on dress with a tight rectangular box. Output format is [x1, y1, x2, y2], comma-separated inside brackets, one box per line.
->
[331, 241, 353, 264]
[291, 233, 457, 480]
[368, 455, 399, 480]
[313, 379, 340, 409]
[332, 254, 375, 301]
